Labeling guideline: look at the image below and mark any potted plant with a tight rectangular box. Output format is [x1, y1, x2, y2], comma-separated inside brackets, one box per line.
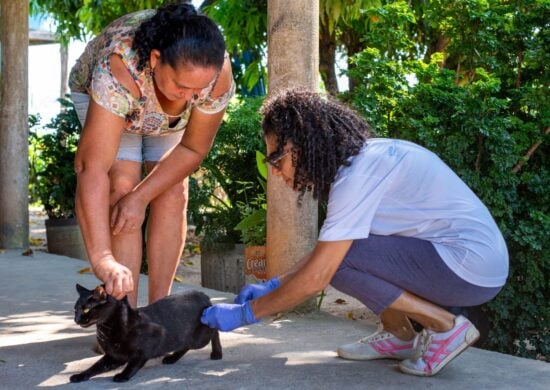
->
[29, 97, 87, 260]
[188, 96, 266, 292]
[235, 151, 268, 280]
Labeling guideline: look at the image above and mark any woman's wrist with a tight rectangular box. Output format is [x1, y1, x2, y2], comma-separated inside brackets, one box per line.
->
[267, 277, 281, 289]
[91, 254, 116, 278]
[242, 301, 258, 324]
[126, 186, 149, 207]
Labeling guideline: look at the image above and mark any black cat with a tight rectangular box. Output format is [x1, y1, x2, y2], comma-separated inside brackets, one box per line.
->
[70, 284, 222, 383]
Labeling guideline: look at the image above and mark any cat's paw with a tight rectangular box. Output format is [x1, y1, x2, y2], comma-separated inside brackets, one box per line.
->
[113, 373, 130, 383]
[70, 373, 89, 383]
[162, 354, 179, 365]
[210, 351, 223, 360]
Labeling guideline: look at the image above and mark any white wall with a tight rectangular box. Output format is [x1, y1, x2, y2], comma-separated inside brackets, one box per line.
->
[28, 40, 87, 125]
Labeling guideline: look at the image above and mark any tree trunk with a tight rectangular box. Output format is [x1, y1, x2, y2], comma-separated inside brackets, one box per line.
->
[319, 26, 338, 95]
[0, 1, 29, 249]
[425, 34, 450, 66]
[60, 44, 69, 98]
[266, 0, 319, 312]
[341, 29, 363, 92]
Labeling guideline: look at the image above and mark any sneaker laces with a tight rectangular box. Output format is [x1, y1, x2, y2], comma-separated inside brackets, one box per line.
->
[359, 324, 390, 344]
[413, 329, 433, 360]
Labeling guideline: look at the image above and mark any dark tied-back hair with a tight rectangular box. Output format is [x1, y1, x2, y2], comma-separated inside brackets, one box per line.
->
[133, 3, 226, 72]
[261, 88, 371, 201]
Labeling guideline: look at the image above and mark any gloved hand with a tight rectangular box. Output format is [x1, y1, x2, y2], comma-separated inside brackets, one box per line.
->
[201, 301, 259, 332]
[234, 277, 281, 304]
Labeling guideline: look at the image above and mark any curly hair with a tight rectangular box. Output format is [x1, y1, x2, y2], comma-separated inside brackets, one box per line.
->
[261, 89, 372, 201]
[132, 3, 226, 72]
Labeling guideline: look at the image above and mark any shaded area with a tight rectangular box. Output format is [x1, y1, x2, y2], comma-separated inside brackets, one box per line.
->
[1, 251, 549, 389]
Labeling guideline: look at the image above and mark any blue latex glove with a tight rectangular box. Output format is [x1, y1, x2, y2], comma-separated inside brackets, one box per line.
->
[234, 277, 281, 304]
[201, 301, 259, 331]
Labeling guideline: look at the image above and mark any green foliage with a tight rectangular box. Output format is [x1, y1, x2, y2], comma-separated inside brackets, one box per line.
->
[361, 1, 418, 59]
[320, 0, 382, 35]
[203, 0, 267, 94]
[235, 151, 268, 246]
[29, 0, 166, 44]
[344, 0, 549, 360]
[188, 96, 265, 244]
[347, 47, 414, 136]
[29, 98, 82, 219]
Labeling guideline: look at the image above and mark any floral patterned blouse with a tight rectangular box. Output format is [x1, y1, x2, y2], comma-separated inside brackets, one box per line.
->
[69, 10, 235, 136]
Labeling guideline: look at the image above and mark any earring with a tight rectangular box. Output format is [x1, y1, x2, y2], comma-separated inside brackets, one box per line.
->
[149, 67, 155, 77]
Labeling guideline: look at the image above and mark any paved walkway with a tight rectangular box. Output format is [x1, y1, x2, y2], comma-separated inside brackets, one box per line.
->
[1, 249, 548, 389]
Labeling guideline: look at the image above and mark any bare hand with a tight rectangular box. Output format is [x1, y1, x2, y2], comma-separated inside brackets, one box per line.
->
[92, 256, 134, 300]
[110, 192, 147, 235]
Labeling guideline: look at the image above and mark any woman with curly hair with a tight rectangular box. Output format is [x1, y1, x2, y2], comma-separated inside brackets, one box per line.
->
[69, 3, 234, 306]
[202, 89, 508, 377]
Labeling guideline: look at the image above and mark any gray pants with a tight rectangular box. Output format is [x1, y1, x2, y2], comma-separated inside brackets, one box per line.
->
[330, 235, 502, 314]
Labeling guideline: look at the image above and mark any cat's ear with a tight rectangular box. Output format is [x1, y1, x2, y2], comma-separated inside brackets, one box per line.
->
[76, 284, 88, 294]
[94, 285, 109, 301]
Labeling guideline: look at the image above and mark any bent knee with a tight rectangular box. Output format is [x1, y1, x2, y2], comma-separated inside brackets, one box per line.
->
[109, 180, 137, 206]
[161, 185, 188, 207]
[330, 263, 352, 289]
[329, 269, 345, 289]
[154, 180, 188, 206]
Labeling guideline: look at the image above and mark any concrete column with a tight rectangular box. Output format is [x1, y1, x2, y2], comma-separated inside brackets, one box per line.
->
[266, 0, 319, 311]
[60, 44, 69, 98]
[0, 1, 29, 249]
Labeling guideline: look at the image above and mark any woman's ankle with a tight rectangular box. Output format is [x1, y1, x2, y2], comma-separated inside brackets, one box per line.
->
[383, 326, 417, 341]
[425, 316, 456, 333]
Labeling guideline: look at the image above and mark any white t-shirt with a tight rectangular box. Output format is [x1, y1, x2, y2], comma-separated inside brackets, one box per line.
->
[318, 138, 508, 287]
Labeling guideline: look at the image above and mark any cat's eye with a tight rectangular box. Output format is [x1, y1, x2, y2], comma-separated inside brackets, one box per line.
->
[82, 307, 91, 314]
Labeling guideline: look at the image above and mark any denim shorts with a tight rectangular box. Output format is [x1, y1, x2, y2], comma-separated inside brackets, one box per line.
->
[72, 92, 183, 163]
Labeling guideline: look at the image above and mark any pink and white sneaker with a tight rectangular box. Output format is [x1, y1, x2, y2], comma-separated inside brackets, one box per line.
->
[337, 326, 419, 361]
[399, 315, 480, 376]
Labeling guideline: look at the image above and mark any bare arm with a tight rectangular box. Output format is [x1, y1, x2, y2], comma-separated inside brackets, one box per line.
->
[74, 99, 133, 298]
[251, 240, 353, 318]
[277, 252, 313, 283]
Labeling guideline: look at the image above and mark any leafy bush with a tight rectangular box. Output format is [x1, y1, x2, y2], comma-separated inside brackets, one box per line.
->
[235, 151, 268, 246]
[188, 96, 266, 244]
[344, 4, 549, 359]
[29, 98, 82, 219]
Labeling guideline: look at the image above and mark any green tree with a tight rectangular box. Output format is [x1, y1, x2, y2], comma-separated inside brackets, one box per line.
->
[202, 0, 267, 94]
[29, 0, 171, 44]
[345, 0, 549, 359]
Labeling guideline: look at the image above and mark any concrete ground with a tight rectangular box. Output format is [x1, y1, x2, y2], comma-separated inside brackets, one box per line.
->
[1, 249, 549, 389]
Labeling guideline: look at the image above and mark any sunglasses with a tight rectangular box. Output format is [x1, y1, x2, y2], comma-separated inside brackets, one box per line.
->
[265, 150, 290, 170]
